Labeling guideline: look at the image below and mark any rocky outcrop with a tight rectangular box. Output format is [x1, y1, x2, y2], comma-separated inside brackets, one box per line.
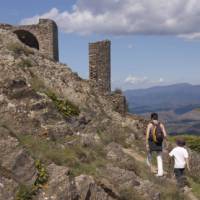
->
[0, 126, 37, 185]
[36, 164, 118, 200]
[75, 175, 117, 200]
[0, 126, 37, 200]
[36, 164, 77, 200]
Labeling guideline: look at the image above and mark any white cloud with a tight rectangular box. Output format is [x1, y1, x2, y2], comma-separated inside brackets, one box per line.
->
[125, 75, 148, 84]
[20, 0, 200, 39]
[125, 75, 164, 85]
[179, 32, 200, 40]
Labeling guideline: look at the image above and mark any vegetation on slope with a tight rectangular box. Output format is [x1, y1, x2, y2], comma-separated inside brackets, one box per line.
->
[16, 160, 48, 200]
[169, 135, 200, 152]
[46, 91, 80, 118]
[18, 134, 106, 177]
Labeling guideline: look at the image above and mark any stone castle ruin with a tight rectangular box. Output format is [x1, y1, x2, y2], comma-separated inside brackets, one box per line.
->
[0, 19, 59, 61]
[0, 19, 127, 114]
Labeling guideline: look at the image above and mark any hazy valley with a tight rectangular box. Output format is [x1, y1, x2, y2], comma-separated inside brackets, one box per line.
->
[125, 83, 200, 135]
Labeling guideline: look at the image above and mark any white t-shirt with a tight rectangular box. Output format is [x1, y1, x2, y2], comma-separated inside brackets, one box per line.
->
[169, 146, 189, 169]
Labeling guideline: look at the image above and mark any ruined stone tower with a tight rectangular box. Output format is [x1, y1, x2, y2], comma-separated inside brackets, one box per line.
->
[89, 40, 127, 115]
[0, 19, 59, 61]
[89, 40, 111, 94]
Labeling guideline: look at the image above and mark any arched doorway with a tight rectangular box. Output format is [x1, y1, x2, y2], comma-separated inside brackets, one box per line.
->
[14, 30, 39, 49]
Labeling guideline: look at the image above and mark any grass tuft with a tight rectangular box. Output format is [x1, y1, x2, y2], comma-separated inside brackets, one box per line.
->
[7, 42, 34, 58]
[17, 58, 33, 68]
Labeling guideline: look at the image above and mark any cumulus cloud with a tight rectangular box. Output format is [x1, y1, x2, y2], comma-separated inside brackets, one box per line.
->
[20, 0, 200, 39]
[125, 75, 164, 85]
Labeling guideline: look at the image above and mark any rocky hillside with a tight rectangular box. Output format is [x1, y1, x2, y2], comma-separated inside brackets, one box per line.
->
[0, 29, 200, 200]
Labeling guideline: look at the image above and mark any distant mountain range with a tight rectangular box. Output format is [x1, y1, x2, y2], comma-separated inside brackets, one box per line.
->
[124, 83, 200, 135]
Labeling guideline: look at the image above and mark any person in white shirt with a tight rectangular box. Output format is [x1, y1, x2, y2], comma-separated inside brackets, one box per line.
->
[169, 138, 190, 187]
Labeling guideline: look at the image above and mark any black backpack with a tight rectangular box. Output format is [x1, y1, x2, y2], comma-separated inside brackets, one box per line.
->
[150, 122, 164, 144]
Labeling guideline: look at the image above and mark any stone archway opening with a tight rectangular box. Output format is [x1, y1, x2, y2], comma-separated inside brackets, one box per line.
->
[14, 30, 39, 50]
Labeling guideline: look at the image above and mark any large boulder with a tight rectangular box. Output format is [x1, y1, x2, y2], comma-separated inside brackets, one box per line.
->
[0, 126, 37, 185]
[75, 175, 117, 200]
[36, 163, 78, 200]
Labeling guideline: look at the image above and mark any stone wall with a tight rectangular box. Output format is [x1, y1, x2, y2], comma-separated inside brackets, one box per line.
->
[109, 92, 127, 116]
[0, 19, 59, 61]
[89, 40, 111, 94]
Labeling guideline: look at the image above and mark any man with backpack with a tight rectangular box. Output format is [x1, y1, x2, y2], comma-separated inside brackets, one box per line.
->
[146, 113, 167, 176]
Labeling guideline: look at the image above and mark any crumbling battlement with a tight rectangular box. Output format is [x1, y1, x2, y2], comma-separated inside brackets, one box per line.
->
[0, 19, 59, 61]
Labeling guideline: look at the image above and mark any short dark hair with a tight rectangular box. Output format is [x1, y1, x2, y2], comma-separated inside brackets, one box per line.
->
[151, 113, 158, 120]
[176, 138, 186, 147]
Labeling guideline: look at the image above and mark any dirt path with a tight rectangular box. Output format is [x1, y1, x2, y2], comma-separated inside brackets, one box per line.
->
[122, 148, 198, 200]
[122, 148, 157, 172]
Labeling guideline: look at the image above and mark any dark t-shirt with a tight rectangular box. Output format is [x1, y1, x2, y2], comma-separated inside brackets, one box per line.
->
[148, 140, 163, 152]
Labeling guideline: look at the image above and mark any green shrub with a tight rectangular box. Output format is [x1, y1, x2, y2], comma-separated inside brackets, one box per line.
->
[35, 160, 48, 186]
[46, 91, 80, 118]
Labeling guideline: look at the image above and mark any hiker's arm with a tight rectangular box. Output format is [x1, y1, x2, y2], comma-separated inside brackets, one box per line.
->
[185, 158, 190, 172]
[161, 124, 168, 148]
[160, 124, 167, 138]
[145, 124, 151, 151]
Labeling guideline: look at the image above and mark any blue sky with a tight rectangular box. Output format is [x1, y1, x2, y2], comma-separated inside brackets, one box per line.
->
[1, 0, 200, 90]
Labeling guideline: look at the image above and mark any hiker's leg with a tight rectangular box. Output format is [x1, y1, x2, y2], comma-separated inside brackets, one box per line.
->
[147, 152, 152, 166]
[179, 169, 187, 187]
[146, 152, 154, 172]
[156, 152, 163, 176]
[174, 168, 180, 179]
[174, 168, 185, 188]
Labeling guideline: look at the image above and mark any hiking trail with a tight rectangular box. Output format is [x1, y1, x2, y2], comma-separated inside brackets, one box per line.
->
[122, 148, 198, 200]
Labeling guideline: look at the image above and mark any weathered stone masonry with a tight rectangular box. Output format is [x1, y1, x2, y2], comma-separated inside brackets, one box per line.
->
[110, 92, 127, 116]
[89, 40, 127, 115]
[89, 40, 111, 94]
[0, 19, 59, 61]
